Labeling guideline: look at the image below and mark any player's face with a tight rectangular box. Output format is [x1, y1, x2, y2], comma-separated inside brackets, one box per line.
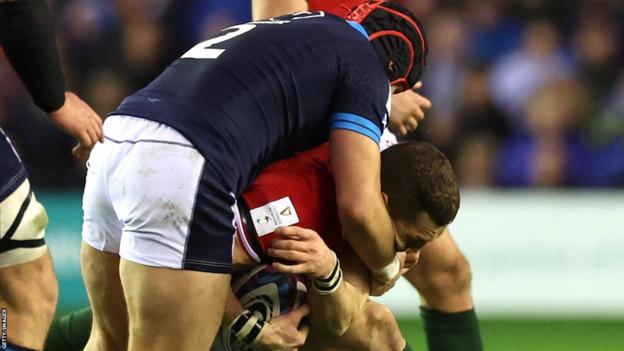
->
[393, 212, 446, 254]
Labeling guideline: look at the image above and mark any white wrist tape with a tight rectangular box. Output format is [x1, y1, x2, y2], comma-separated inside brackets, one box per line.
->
[229, 309, 266, 346]
[376, 254, 400, 281]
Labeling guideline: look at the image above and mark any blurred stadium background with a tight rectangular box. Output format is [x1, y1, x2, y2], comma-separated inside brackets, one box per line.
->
[1, 0, 623, 350]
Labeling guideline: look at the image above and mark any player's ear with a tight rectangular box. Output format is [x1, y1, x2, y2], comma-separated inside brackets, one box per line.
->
[381, 192, 389, 207]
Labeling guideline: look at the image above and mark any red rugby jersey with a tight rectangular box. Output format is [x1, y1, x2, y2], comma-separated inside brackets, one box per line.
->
[237, 143, 349, 263]
[308, 0, 368, 17]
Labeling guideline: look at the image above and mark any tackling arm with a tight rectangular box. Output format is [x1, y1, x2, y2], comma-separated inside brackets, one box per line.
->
[269, 226, 370, 339]
[330, 129, 396, 272]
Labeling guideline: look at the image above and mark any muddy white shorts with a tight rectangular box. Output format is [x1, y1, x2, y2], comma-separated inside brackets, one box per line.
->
[82, 115, 237, 273]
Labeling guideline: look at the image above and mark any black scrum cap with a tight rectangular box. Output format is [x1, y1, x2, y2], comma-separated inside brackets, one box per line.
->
[346, 1, 428, 92]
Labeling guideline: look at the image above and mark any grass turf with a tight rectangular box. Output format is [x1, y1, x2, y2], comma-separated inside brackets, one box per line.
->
[398, 318, 624, 351]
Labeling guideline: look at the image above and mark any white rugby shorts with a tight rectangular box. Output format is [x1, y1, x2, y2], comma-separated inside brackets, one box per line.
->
[82, 115, 237, 273]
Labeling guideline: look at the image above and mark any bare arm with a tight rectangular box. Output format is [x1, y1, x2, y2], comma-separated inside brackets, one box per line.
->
[251, 0, 308, 20]
[270, 226, 369, 338]
[330, 129, 395, 271]
[307, 250, 370, 338]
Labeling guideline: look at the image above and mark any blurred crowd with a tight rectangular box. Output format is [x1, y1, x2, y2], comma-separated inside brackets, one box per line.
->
[1, 0, 623, 188]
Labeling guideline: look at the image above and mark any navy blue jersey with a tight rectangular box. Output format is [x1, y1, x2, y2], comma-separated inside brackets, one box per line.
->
[0, 128, 27, 202]
[112, 12, 390, 194]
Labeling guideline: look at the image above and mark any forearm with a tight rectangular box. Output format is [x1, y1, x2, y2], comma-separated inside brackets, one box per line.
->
[251, 0, 308, 20]
[308, 251, 369, 338]
[0, 0, 66, 112]
[223, 288, 245, 326]
[338, 196, 395, 270]
[330, 130, 395, 270]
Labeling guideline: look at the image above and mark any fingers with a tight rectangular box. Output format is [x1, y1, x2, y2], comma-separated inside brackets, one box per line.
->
[91, 114, 104, 142]
[72, 143, 90, 161]
[419, 95, 432, 110]
[85, 125, 99, 148]
[275, 226, 315, 240]
[77, 130, 94, 148]
[267, 247, 307, 262]
[298, 321, 310, 341]
[398, 125, 408, 136]
[405, 117, 419, 131]
[271, 261, 308, 274]
[271, 239, 309, 252]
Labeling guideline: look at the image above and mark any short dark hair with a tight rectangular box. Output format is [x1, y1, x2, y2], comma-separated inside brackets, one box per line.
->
[381, 142, 460, 226]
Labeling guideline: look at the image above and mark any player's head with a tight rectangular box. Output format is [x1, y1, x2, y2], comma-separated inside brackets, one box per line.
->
[345, 1, 428, 92]
[380, 142, 459, 252]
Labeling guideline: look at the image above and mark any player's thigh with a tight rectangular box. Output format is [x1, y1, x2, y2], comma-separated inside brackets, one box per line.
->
[104, 116, 236, 348]
[0, 178, 56, 319]
[120, 259, 230, 349]
[404, 228, 473, 311]
[0, 251, 57, 349]
[0, 178, 49, 270]
[80, 242, 127, 344]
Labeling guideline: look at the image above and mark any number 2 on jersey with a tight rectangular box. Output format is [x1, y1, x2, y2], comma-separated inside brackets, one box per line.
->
[181, 24, 256, 60]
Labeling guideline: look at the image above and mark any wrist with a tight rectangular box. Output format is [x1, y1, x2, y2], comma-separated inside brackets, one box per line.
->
[373, 254, 400, 281]
[314, 253, 342, 295]
[227, 309, 267, 347]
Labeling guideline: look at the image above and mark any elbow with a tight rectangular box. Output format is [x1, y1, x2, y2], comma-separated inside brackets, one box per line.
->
[337, 195, 378, 229]
[315, 315, 355, 339]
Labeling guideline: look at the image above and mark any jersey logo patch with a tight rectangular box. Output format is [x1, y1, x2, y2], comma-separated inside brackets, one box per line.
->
[250, 197, 300, 236]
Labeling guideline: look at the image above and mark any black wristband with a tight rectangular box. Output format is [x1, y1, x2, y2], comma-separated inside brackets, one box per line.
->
[0, 0, 66, 112]
[228, 310, 266, 346]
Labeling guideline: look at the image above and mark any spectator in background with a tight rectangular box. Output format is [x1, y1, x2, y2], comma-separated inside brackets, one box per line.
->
[489, 19, 573, 123]
[2, 0, 624, 189]
[572, 4, 621, 103]
[453, 64, 510, 187]
[495, 78, 591, 187]
[418, 8, 466, 153]
[464, 0, 523, 64]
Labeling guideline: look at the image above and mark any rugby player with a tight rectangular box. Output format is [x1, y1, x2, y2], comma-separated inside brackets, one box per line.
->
[46, 139, 459, 351]
[0, 0, 102, 349]
[80, 4, 427, 350]
[231, 140, 459, 351]
[253, 1, 484, 350]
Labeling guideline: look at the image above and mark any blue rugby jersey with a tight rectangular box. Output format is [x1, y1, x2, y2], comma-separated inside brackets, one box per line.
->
[112, 12, 390, 194]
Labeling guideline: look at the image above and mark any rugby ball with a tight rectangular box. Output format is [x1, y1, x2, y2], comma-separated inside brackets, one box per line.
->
[217, 264, 308, 351]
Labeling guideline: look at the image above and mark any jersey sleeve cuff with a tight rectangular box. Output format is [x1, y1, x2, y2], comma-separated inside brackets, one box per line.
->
[330, 113, 381, 144]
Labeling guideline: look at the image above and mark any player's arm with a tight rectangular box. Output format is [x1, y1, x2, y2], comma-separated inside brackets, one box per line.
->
[0, 0, 102, 152]
[270, 226, 369, 338]
[251, 0, 308, 20]
[308, 250, 370, 339]
[330, 130, 396, 277]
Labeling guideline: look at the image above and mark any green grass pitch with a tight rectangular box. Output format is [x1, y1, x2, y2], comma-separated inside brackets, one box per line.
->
[398, 318, 624, 351]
